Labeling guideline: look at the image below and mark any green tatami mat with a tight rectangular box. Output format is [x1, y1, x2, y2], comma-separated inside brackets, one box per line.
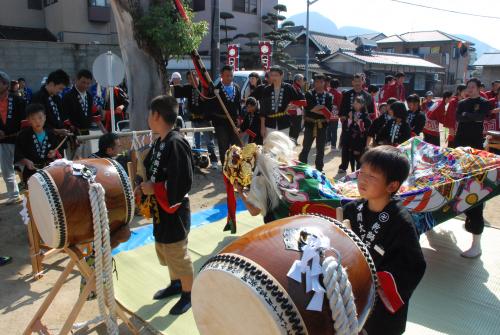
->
[113, 212, 260, 335]
[114, 215, 500, 335]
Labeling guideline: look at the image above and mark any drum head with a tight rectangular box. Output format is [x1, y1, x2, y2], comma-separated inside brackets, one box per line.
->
[28, 171, 67, 249]
[192, 254, 308, 335]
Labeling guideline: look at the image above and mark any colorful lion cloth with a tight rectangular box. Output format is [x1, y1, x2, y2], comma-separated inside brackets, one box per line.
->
[224, 136, 500, 234]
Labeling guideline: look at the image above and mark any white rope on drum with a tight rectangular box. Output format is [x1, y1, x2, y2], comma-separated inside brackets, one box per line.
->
[89, 182, 119, 335]
[322, 256, 359, 335]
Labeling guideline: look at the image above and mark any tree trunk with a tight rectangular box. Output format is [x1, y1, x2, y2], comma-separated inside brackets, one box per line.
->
[110, 0, 165, 131]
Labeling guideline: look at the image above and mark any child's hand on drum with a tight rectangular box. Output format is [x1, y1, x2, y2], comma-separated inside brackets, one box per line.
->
[24, 159, 36, 170]
[140, 181, 155, 195]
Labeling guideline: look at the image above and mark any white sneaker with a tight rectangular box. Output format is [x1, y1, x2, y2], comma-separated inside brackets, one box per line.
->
[460, 234, 482, 258]
[460, 246, 482, 258]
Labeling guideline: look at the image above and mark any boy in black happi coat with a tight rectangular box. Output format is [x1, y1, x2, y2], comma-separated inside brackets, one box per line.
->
[138, 95, 195, 315]
[342, 146, 426, 335]
[15, 104, 60, 183]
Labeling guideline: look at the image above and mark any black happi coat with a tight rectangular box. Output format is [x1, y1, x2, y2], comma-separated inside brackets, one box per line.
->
[368, 113, 391, 143]
[209, 82, 241, 127]
[144, 129, 194, 244]
[174, 84, 206, 121]
[240, 110, 263, 145]
[0, 94, 26, 144]
[339, 89, 375, 118]
[378, 119, 412, 146]
[32, 86, 66, 129]
[340, 111, 372, 152]
[343, 199, 426, 335]
[304, 89, 334, 122]
[62, 86, 94, 132]
[455, 97, 492, 149]
[406, 109, 426, 136]
[14, 128, 59, 182]
[261, 82, 304, 130]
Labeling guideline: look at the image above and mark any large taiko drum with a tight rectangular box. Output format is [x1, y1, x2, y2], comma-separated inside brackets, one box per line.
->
[27, 158, 134, 249]
[192, 215, 377, 335]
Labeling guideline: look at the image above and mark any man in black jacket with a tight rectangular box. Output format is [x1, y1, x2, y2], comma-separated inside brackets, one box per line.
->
[32, 69, 70, 136]
[63, 69, 106, 159]
[260, 66, 304, 138]
[209, 65, 241, 165]
[0, 71, 25, 204]
[455, 78, 498, 258]
[338, 74, 374, 173]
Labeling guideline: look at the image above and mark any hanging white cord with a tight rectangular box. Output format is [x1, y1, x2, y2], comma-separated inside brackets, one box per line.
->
[90, 182, 119, 335]
[322, 256, 359, 335]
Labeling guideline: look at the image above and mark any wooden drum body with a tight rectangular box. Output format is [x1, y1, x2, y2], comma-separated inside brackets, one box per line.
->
[192, 215, 377, 335]
[27, 158, 134, 249]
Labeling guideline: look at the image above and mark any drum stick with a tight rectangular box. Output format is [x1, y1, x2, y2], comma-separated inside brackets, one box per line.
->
[54, 136, 68, 152]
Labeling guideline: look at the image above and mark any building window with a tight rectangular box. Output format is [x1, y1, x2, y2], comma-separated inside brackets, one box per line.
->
[233, 0, 257, 14]
[43, 0, 58, 6]
[192, 0, 205, 11]
[414, 73, 425, 90]
[89, 0, 107, 6]
[431, 46, 440, 54]
[382, 48, 395, 53]
[28, 0, 43, 10]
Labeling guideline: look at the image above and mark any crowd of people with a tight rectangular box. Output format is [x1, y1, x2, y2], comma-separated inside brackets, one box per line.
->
[0, 68, 129, 206]
[1, 63, 500, 333]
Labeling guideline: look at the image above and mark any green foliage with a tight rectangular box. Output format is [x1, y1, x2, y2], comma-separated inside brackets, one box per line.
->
[220, 11, 234, 20]
[262, 4, 295, 64]
[135, 1, 208, 62]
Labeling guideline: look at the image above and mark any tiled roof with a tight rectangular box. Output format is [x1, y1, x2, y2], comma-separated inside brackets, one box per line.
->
[325, 50, 444, 69]
[377, 30, 470, 44]
[0, 25, 57, 42]
[349, 33, 387, 41]
[288, 29, 357, 54]
[474, 52, 500, 66]
[309, 32, 357, 53]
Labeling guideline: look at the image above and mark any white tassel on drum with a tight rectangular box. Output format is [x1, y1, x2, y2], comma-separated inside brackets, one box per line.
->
[287, 232, 330, 312]
[287, 230, 359, 335]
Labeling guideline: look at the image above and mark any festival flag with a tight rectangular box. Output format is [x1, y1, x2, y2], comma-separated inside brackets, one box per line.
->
[227, 44, 239, 71]
[259, 41, 273, 71]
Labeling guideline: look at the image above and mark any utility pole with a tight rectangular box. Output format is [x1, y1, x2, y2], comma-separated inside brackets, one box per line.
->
[211, 0, 221, 79]
[305, 0, 319, 83]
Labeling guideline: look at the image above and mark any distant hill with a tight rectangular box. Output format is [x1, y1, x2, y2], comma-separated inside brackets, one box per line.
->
[287, 12, 377, 36]
[287, 12, 495, 56]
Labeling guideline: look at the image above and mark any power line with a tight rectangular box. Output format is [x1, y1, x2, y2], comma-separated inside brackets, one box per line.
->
[391, 0, 500, 20]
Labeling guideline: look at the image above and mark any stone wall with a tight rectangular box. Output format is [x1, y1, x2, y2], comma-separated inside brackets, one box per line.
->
[0, 39, 121, 89]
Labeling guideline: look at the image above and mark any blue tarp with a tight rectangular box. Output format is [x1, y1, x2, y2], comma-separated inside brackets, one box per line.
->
[112, 199, 247, 255]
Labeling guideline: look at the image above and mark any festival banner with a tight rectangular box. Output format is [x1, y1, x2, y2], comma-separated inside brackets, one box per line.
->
[259, 41, 273, 71]
[227, 44, 239, 71]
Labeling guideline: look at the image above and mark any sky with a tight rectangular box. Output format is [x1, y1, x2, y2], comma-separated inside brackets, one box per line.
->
[280, 0, 500, 50]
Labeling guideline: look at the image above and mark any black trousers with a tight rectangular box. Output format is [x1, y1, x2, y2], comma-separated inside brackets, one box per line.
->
[464, 203, 485, 235]
[327, 121, 339, 147]
[299, 124, 326, 171]
[214, 124, 240, 166]
[289, 115, 302, 143]
[340, 146, 361, 172]
[423, 133, 440, 146]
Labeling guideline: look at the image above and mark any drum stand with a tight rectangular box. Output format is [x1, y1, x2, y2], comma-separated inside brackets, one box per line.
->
[24, 246, 139, 335]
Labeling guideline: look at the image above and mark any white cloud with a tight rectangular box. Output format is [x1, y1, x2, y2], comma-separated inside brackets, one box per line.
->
[280, 0, 500, 50]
